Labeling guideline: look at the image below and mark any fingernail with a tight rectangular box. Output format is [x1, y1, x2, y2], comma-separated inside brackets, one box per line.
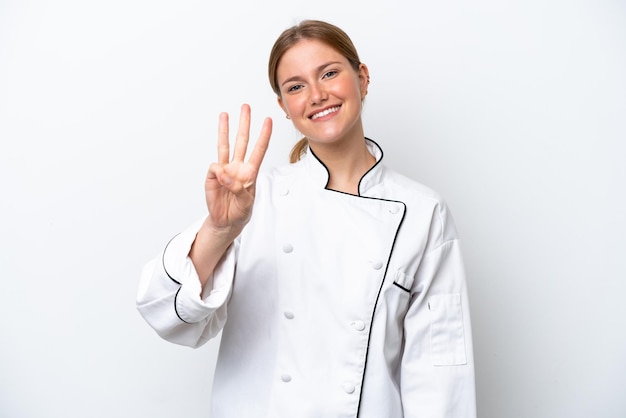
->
[222, 176, 232, 186]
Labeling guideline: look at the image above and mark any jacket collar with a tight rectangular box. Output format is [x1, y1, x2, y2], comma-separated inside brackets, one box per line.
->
[302, 138, 385, 196]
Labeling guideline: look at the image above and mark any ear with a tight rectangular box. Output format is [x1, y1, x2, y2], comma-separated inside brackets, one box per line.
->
[358, 63, 370, 98]
[277, 95, 288, 117]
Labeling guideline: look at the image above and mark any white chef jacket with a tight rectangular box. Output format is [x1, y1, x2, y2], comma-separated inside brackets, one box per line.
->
[137, 139, 476, 418]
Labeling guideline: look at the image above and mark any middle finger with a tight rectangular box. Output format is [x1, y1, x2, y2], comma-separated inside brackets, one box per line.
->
[232, 104, 251, 162]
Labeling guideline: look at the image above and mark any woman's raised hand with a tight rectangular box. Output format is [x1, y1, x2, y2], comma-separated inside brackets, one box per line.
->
[205, 104, 272, 233]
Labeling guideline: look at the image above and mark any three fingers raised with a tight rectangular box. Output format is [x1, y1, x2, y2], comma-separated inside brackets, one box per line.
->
[211, 104, 272, 190]
[218, 104, 272, 170]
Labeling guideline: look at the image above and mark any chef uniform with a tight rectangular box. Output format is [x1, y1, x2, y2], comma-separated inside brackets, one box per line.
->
[137, 139, 476, 417]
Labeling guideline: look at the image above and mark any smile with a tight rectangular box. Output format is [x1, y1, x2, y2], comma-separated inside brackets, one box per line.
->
[310, 106, 340, 120]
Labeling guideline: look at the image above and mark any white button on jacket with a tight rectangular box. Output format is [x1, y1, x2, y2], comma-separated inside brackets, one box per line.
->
[137, 139, 476, 418]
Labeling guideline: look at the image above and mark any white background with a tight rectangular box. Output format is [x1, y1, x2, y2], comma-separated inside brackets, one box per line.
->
[1, 1, 625, 417]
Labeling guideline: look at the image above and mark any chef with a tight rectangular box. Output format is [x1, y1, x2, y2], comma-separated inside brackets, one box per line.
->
[137, 19, 476, 418]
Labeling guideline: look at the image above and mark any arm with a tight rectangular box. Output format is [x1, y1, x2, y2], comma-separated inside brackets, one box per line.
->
[136, 104, 272, 347]
[192, 104, 272, 289]
[401, 204, 476, 417]
[136, 220, 237, 348]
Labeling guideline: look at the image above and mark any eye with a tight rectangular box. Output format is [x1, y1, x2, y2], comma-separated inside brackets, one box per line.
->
[287, 84, 303, 93]
[322, 70, 338, 79]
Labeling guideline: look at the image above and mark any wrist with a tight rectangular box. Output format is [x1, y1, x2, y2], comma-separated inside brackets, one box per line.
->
[201, 217, 243, 242]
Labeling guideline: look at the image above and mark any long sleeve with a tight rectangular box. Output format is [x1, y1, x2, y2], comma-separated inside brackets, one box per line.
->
[136, 220, 237, 348]
[400, 203, 476, 417]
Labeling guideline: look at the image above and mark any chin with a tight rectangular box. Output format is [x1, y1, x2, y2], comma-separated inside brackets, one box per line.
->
[306, 131, 344, 143]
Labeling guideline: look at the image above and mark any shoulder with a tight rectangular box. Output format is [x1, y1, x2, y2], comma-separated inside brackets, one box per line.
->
[379, 166, 459, 243]
[380, 165, 445, 206]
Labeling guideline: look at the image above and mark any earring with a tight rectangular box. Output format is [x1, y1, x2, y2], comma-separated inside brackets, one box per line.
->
[286, 114, 291, 119]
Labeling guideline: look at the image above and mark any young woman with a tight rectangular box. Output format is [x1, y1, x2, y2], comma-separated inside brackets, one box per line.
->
[137, 19, 476, 417]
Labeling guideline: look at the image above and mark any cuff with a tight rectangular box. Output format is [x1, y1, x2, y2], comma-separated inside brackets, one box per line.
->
[162, 219, 236, 323]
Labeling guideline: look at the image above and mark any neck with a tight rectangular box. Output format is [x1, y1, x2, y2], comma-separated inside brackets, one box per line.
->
[309, 137, 376, 195]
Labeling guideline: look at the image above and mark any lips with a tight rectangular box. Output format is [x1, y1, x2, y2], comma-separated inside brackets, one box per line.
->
[309, 105, 341, 120]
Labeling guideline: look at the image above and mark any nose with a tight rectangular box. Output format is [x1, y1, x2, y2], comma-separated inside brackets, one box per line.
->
[308, 82, 327, 105]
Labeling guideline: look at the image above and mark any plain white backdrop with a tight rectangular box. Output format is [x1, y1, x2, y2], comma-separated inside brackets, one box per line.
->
[1, 1, 625, 417]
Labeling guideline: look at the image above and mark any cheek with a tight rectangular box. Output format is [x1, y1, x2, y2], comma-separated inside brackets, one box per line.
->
[336, 78, 361, 99]
[282, 96, 305, 114]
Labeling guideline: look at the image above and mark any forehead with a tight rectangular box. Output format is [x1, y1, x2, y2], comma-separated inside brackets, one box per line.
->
[276, 39, 347, 79]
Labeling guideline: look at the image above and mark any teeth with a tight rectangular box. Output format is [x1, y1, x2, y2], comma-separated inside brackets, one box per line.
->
[311, 106, 340, 120]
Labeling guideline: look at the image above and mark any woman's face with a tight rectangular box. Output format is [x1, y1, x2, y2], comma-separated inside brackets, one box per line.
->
[276, 39, 369, 147]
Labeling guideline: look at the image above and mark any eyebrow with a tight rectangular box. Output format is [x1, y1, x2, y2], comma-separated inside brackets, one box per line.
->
[280, 61, 343, 88]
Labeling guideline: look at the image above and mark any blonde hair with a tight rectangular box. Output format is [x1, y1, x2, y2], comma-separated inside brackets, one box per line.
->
[268, 20, 362, 163]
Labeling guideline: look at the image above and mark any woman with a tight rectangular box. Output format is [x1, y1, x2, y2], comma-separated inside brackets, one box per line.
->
[137, 19, 476, 417]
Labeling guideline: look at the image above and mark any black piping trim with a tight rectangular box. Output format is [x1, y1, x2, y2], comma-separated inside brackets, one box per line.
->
[162, 233, 182, 285]
[357, 137, 383, 196]
[174, 287, 191, 324]
[161, 233, 191, 324]
[356, 201, 407, 417]
[308, 137, 382, 197]
[393, 281, 411, 293]
[308, 146, 331, 190]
